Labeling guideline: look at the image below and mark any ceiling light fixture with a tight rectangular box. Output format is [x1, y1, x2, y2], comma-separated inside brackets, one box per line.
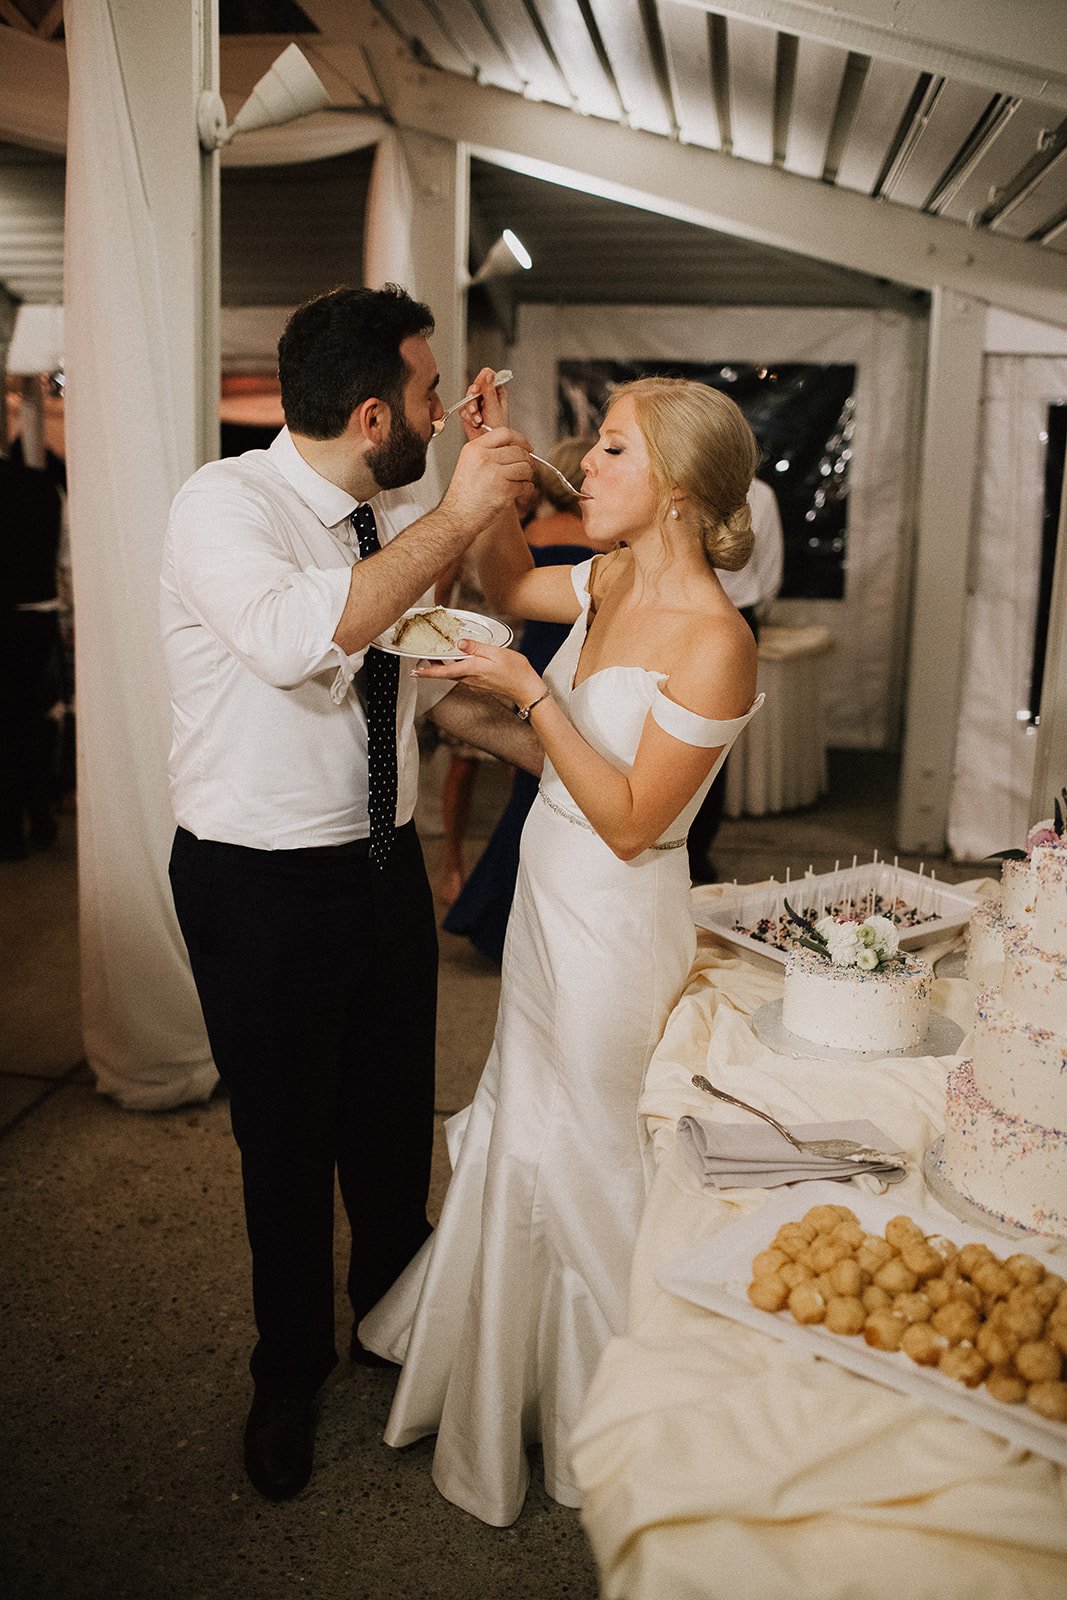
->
[197, 44, 331, 152]
[470, 229, 533, 285]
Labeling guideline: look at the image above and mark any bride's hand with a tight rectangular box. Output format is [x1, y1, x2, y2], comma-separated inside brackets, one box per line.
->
[457, 368, 510, 441]
[413, 640, 544, 710]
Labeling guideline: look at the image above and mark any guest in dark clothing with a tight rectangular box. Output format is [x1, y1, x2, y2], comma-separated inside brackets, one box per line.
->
[444, 438, 605, 962]
[0, 443, 65, 858]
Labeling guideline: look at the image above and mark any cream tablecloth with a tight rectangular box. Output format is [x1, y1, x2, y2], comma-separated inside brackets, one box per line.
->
[571, 880, 1067, 1600]
[724, 624, 833, 818]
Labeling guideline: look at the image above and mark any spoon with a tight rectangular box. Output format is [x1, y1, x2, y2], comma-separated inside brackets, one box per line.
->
[433, 369, 513, 433]
[437, 369, 588, 500]
[470, 420, 588, 500]
[690, 1075, 904, 1166]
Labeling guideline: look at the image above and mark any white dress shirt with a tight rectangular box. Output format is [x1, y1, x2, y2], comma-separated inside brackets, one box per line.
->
[718, 477, 784, 616]
[161, 427, 439, 850]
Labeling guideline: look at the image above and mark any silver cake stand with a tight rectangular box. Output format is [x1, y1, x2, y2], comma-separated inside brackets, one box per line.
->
[933, 950, 967, 979]
[921, 1138, 1061, 1242]
[751, 1001, 964, 1064]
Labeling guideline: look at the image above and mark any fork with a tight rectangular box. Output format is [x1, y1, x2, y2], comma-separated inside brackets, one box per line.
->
[690, 1075, 903, 1165]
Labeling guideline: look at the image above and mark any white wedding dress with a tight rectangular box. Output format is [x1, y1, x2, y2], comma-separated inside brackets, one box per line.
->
[360, 558, 762, 1525]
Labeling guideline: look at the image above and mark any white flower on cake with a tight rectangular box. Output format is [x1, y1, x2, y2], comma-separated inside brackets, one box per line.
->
[803, 907, 902, 970]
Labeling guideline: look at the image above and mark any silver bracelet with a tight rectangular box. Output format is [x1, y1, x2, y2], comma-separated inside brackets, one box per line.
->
[516, 688, 551, 722]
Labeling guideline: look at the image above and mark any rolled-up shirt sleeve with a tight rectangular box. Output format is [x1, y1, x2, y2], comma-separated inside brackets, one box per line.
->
[169, 480, 357, 689]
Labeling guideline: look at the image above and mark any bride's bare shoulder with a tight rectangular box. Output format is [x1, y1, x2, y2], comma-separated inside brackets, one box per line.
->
[665, 605, 758, 720]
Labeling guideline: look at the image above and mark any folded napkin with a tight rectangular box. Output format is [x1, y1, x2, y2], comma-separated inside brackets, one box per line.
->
[676, 1115, 906, 1189]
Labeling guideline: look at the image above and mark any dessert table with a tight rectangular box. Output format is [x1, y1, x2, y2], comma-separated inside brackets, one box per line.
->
[724, 624, 833, 818]
[571, 880, 1067, 1600]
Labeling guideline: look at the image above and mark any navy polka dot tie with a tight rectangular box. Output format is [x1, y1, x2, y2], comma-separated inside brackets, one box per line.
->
[352, 505, 400, 866]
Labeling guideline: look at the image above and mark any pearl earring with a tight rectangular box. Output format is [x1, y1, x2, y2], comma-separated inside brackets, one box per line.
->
[670, 503, 680, 520]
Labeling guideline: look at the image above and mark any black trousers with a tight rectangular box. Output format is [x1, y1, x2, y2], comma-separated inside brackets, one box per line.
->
[687, 605, 760, 877]
[168, 820, 437, 1397]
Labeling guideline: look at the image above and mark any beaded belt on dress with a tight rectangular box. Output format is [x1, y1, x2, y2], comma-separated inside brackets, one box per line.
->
[537, 786, 687, 850]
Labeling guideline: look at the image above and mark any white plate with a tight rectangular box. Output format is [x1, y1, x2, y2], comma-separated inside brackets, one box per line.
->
[374, 607, 514, 659]
[657, 1181, 1067, 1468]
[693, 863, 978, 967]
[751, 999, 964, 1062]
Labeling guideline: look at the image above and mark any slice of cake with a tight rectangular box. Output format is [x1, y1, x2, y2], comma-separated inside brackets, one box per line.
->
[391, 607, 467, 654]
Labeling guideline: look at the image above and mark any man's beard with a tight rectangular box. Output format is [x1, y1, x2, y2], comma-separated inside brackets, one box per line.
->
[367, 407, 428, 490]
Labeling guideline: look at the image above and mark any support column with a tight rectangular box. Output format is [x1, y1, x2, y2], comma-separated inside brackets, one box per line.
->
[365, 128, 468, 506]
[896, 287, 985, 854]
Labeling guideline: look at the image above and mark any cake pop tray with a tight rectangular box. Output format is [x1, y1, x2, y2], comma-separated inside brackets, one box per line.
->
[692, 863, 979, 967]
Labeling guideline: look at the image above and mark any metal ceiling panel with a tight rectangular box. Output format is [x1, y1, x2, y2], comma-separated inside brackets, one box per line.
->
[834, 56, 922, 194]
[0, 156, 63, 303]
[587, 0, 673, 135]
[783, 35, 848, 178]
[467, 156, 919, 309]
[935, 97, 1053, 223]
[880, 78, 994, 208]
[1044, 216, 1067, 253]
[530, 0, 622, 121]
[725, 15, 776, 164]
[429, 2, 525, 94]
[376, 1, 472, 78]
[476, 0, 573, 106]
[659, 0, 721, 149]
[991, 146, 1067, 239]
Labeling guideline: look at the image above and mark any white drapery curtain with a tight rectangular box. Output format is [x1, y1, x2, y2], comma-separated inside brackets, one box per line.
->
[947, 356, 1067, 860]
[511, 304, 924, 751]
[64, 0, 216, 1109]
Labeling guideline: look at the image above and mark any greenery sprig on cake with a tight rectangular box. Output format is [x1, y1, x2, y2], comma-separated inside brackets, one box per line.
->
[785, 899, 904, 972]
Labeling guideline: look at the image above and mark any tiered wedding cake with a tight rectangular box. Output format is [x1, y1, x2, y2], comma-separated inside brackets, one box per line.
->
[937, 818, 1067, 1236]
[782, 912, 932, 1054]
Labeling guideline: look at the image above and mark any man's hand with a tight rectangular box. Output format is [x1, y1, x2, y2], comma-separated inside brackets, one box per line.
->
[439, 428, 534, 538]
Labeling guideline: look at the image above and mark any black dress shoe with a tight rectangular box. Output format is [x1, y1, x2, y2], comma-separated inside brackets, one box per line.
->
[350, 1332, 398, 1369]
[243, 1389, 315, 1500]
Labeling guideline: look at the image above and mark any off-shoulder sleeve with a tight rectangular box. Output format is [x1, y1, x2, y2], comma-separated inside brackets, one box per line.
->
[650, 689, 765, 748]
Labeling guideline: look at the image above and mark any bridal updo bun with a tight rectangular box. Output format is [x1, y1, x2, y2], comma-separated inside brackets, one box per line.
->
[609, 377, 758, 571]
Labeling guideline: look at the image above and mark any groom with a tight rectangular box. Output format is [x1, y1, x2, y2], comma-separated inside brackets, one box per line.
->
[162, 285, 538, 1500]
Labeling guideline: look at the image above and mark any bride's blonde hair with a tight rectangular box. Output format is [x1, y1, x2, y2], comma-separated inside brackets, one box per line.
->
[608, 377, 758, 571]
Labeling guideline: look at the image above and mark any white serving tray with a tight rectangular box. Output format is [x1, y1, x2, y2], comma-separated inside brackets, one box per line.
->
[692, 863, 979, 967]
[657, 1182, 1067, 1468]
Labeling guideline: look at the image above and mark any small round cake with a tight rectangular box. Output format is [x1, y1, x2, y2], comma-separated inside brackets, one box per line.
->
[782, 948, 932, 1054]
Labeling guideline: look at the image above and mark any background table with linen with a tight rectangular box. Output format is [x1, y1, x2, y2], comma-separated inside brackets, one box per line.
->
[571, 880, 1067, 1600]
[724, 623, 833, 817]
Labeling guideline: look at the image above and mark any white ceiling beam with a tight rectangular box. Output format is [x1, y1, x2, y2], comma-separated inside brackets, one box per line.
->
[379, 56, 1067, 325]
[675, 1, 1067, 111]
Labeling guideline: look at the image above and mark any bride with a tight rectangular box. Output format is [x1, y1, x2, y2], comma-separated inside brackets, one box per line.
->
[359, 373, 764, 1526]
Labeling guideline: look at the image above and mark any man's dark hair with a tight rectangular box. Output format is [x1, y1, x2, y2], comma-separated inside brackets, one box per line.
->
[277, 284, 435, 439]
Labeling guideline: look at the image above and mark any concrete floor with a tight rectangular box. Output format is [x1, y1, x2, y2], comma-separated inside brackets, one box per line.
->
[0, 751, 982, 1600]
